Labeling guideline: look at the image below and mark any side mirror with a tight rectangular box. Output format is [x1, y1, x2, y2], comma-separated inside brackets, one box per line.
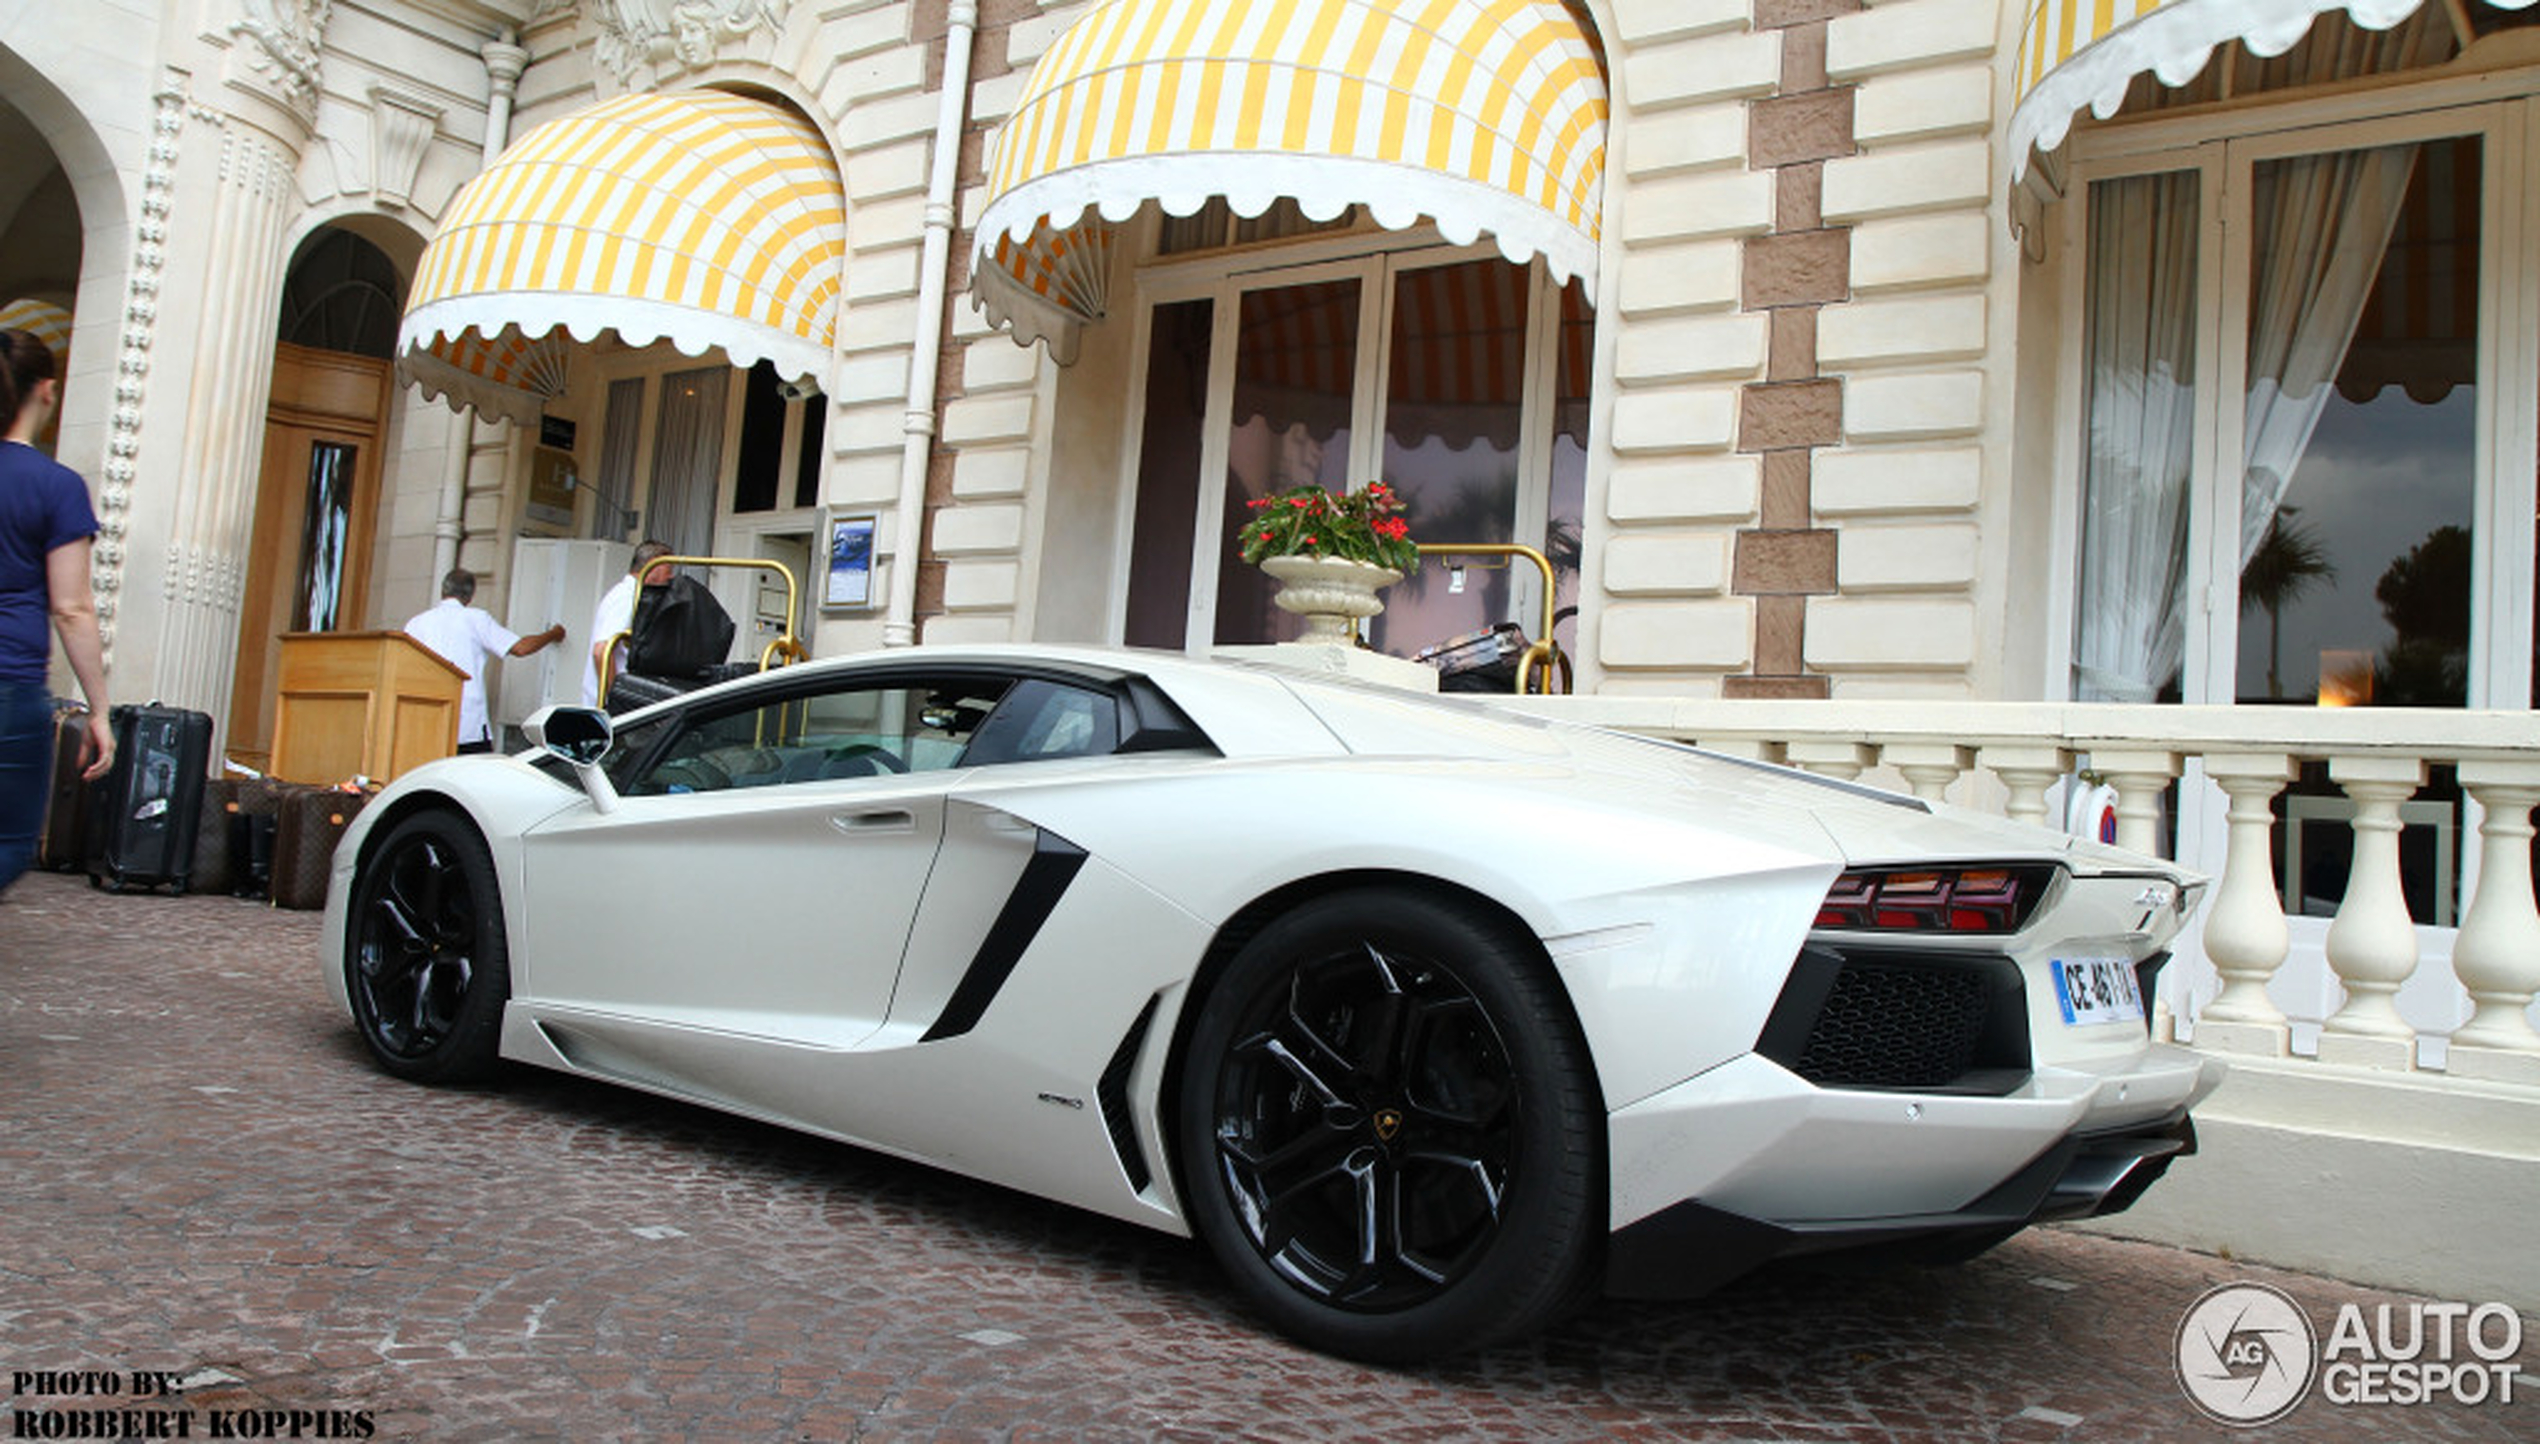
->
[524, 704, 621, 814]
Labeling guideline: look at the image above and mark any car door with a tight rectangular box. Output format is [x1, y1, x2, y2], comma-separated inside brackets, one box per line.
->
[888, 675, 1196, 1036]
[517, 669, 1014, 1047]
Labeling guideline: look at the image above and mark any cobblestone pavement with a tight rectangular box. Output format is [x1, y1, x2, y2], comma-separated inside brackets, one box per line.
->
[2, 868, 2531, 1442]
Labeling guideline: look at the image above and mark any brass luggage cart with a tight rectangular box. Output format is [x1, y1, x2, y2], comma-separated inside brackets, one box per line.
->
[1411, 542, 1572, 695]
[597, 554, 808, 700]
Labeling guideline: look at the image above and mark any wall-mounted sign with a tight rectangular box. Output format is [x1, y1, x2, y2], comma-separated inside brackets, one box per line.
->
[823, 511, 876, 610]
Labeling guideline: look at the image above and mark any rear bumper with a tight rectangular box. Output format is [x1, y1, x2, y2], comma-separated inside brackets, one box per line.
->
[1605, 1109, 2198, 1298]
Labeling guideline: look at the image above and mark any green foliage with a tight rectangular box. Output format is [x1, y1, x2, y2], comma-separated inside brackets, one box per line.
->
[1236, 481, 1420, 573]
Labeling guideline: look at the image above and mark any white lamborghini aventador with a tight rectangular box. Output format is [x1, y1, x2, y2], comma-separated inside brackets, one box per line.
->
[320, 644, 2222, 1361]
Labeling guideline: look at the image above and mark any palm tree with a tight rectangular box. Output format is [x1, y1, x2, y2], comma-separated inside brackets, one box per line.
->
[2240, 506, 2335, 700]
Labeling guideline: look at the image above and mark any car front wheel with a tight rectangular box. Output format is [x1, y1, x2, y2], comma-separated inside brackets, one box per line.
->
[1177, 889, 1600, 1362]
[345, 809, 510, 1084]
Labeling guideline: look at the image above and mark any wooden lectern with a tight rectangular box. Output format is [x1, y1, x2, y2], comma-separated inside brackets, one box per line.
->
[270, 631, 465, 784]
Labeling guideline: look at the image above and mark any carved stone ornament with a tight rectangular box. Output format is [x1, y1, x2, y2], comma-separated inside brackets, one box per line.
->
[592, 0, 788, 87]
[229, 0, 332, 120]
[369, 87, 444, 210]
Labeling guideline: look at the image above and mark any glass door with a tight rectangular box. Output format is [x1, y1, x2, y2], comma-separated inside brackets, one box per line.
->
[1120, 244, 1585, 654]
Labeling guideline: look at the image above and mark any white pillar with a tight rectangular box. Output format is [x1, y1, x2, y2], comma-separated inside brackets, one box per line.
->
[2445, 761, 2540, 1084]
[149, 122, 301, 724]
[2192, 752, 2296, 1057]
[431, 29, 529, 584]
[2317, 754, 2427, 1071]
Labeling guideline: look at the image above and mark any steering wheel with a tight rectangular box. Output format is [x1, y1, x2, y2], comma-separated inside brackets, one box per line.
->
[647, 755, 731, 794]
[823, 743, 907, 775]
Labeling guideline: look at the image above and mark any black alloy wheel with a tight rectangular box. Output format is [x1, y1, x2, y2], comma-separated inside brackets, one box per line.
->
[346, 810, 510, 1084]
[1178, 890, 1599, 1361]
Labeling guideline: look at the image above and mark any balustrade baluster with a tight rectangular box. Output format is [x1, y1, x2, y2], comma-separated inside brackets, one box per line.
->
[1977, 744, 2074, 830]
[1785, 740, 1875, 782]
[1886, 743, 1974, 804]
[2445, 762, 2540, 1084]
[2084, 748, 2179, 858]
[1694, 737, 1784, 765]
[2317, 755, 2427, 1071]
[2192, 753, 2296, 1057]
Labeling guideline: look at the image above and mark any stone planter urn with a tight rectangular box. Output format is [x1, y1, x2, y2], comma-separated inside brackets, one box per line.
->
[1259, 554, 1402, 645]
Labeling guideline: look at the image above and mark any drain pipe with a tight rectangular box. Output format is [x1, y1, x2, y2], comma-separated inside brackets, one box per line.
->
[432, 27, 529, 583]
[883, 1, 978, 646]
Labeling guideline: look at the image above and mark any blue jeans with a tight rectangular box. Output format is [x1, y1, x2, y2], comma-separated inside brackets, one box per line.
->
[0, 680, 55, 897]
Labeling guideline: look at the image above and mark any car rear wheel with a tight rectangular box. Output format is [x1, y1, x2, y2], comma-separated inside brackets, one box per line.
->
[345, 810, 510, 1084]
[1177, 890, 1600, 1361]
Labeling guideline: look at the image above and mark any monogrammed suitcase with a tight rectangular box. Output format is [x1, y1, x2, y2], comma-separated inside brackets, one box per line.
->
[226, 774, 285, 900]
[35, 704, 96, 871]
[269, 785, 370, 911]
[188, 777, 239, 896]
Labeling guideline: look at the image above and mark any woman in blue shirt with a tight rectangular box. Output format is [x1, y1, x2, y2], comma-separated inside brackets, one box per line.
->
[0, 326, 113, 896]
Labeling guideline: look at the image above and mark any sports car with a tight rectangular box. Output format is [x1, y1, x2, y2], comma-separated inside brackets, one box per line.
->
[320, 643, 2222, 1361]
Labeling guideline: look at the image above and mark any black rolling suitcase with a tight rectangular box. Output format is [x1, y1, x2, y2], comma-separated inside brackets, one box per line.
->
[86, 703, 213, 894]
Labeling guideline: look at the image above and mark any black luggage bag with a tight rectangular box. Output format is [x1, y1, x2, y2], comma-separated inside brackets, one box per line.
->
[36, 703, 97, 871]
[625, 575, 736, 678]
[86, 703, 213, 894]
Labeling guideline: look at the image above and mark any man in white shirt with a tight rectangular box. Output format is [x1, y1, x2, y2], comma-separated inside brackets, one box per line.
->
[404, 568, 568, 753]
[583, 539, 674, 706]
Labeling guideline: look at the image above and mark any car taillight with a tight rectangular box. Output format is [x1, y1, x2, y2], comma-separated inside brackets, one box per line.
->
[1813, 865, 2054, 934]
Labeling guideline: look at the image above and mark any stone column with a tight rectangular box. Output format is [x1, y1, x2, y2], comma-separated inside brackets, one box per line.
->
[149, 118, 303, 724]
[143, 3, 326, 723]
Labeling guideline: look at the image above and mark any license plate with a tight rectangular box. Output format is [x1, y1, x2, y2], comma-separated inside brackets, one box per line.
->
[2051, 956, 2143, 1026]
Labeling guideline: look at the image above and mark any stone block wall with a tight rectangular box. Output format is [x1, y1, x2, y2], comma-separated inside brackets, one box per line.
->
[1596, 0, 2005, 698]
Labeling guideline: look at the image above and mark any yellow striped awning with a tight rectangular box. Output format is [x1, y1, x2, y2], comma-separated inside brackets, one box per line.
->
[0, 298, 72, 372]
[398, 90, 845, 424]
[971, 0, 1608, 364]
[2010, 0, 2538, 178]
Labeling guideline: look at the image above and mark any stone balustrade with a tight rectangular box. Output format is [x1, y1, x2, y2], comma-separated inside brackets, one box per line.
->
[1506, 696, 2540, 1087]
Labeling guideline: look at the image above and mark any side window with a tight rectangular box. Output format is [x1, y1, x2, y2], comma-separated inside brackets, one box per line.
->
[601, 713, 675, 792]
[959, 678, 1121, 767]
[623, 675, 1015, 796]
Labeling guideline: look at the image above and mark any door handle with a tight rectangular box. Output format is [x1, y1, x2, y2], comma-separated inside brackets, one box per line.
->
[830, 809, 916, 835]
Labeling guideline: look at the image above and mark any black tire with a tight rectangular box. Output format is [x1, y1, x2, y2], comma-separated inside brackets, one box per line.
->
[344, 810, 510, 1084]
[1176, 889, 1600, 1362]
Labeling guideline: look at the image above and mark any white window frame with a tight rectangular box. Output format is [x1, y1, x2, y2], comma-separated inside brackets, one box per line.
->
[1111, 233, 1570, 650]
[2050, 88, 2540, 710]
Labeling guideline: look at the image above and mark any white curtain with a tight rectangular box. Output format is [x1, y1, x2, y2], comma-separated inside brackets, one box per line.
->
[647, 365, 728, 559]
[2075, 171, 2201, 703]
[2240, 143, 2418, 567]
